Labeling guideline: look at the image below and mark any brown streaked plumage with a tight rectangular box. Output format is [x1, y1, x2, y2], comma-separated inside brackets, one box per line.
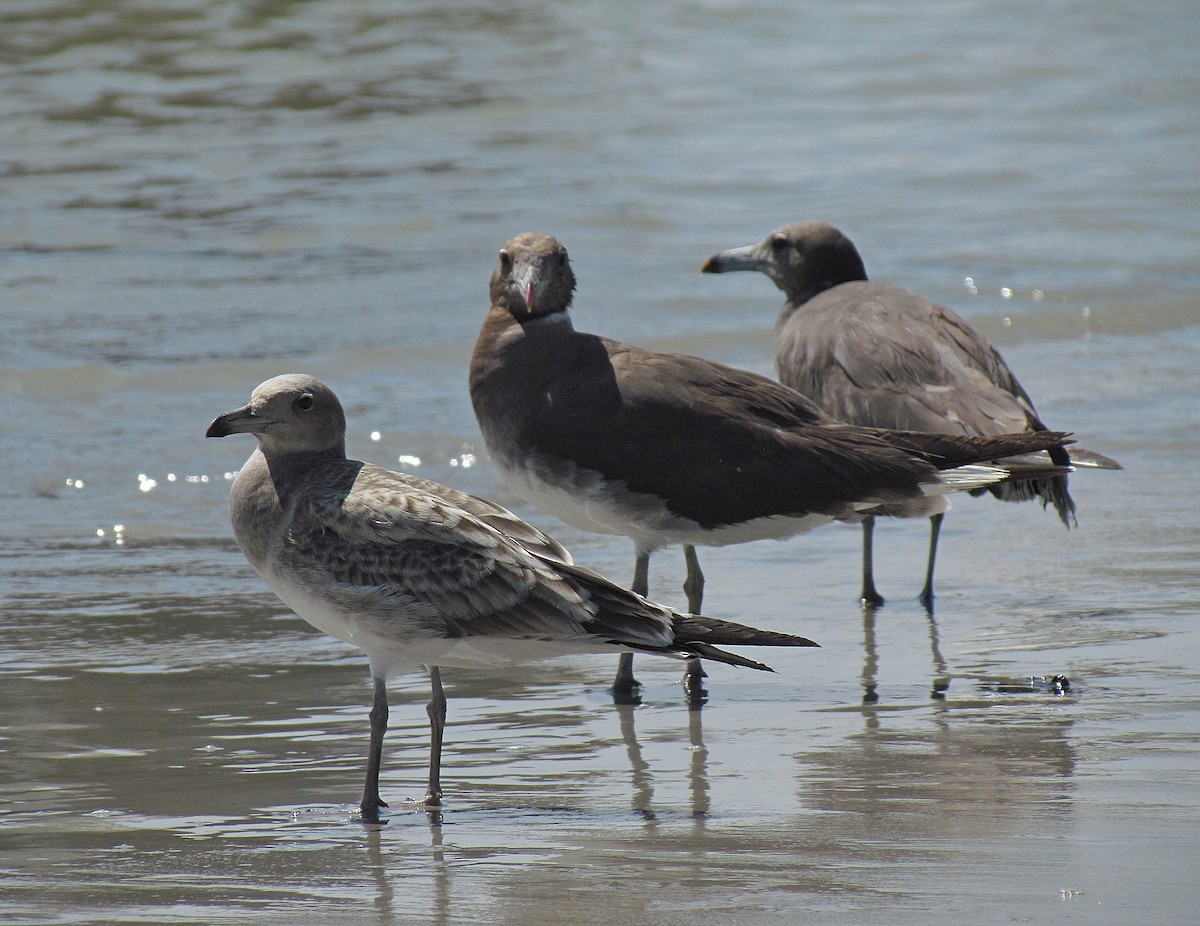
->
[207, 373, 818, 820]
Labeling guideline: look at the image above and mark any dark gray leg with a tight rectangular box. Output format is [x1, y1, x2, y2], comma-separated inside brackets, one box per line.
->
[630, 550, 650, 599]
[860, 515, 884, 607]
[918, 513, 944, 609]
[682, 544, 704, 613]
[424, 666, 447, 806]
[613, 551, 650, 702]
[360, 673, 389, 823]
[681, 545, 708, 705]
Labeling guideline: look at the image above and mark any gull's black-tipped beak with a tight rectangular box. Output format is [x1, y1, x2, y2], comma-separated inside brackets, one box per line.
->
[206, 415, 234, 438]
[701, 244, 761, 274]
[206, 405, 263, 439]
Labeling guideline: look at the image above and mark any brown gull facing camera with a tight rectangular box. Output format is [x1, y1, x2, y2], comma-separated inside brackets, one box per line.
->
[469, 232, 1074, 703]
[703, 220, 1121, 607]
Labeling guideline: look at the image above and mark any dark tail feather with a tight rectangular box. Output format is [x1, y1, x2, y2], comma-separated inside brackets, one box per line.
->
[977, 443, 1078, 527]
[624, 628, 811, 671]
[994, 443, 1119, 526]
[993, 458, 1074, 483]
[683, 642, 775, 672]
[875, 428, 1073, 470]
[666, 613, 819, 671]
[986, 471, 1077, 527]
[623, 639, 780, 671]
[530, 552, 820, 664]
[880, 427, 1080, 526]
[673, 612, 819, 649]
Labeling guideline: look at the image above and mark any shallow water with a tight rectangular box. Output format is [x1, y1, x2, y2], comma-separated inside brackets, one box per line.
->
[2, 1, 1198, 923]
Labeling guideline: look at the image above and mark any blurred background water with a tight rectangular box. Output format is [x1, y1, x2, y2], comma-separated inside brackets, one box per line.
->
[1, 1, 1197, 923]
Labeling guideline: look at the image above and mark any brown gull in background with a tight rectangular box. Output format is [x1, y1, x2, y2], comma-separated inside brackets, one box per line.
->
[703, 219, 1121, 607]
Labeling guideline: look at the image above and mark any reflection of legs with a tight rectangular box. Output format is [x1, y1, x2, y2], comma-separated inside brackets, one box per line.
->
[613, 551, 651, 701]
[429, 818, 450, 923]
[687, 703, 709, 820]
[424, 666, 447, 806]
[919, 513, 943, 609]
[926, 606, 950, 699]
[860, 515, 884, 606]
[365, 824, 396, 921]
[860, 602, 879, 705]
[616, 702, 654, 821]
[682, 545, 708, 704]
[360, 673, 389, 822]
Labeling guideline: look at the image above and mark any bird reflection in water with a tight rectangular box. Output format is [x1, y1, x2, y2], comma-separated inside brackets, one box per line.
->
[365, 812, 450, 926]
[616, 702, 710, 824]
[859, 601, 950, 706]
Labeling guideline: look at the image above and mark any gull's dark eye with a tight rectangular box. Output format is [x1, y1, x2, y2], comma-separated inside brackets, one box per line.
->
[498, 248, 512, 270]
[770, 234, 789, 252]
[296, 393, 315, 411]
[557, 249, 568, 267]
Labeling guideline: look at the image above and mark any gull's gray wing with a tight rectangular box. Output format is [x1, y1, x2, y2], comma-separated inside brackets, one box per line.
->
[280, 463, 671, 648]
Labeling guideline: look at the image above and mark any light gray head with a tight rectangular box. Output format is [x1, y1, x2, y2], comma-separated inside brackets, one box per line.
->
[702, 220, 868, 306]
[489, 232, 577, 321]
[206, 373, 346, 456]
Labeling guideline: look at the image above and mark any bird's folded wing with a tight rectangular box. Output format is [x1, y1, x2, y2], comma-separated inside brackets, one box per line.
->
[275, 466, 594, 640]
